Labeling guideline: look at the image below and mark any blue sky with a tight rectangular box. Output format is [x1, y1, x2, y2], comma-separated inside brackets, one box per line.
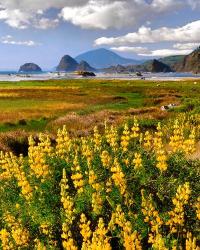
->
[0, 0, 199, 70]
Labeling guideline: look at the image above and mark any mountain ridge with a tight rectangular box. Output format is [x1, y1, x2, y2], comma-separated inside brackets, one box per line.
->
[55, 46, 200, 73]
[158, 55, 185, 70]
[103, 59, 172, 73]
[75, 48, 143, 69]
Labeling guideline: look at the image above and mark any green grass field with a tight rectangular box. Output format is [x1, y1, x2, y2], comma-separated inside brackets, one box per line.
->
[0, 78, 200, 152]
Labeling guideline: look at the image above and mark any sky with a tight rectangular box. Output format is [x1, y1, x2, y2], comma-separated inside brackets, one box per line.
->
[0, 0, 199, 70]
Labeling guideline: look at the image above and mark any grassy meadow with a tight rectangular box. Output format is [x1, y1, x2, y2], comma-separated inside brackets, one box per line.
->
[0, 78, 200, 152]
[0, 78, 200, 249]
[0, 79, 199, 132]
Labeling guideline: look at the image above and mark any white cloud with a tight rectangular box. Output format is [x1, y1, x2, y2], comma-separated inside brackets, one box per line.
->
[34, 18, 59, 29]
[0, 0, 90, 29]
[111, 46, 149, 54]
[110, 45, 193, 57]
[0, 8, 59, 29]
[1, 35, 41, 46]
[139, 49, 192, 57]
[173, 43, 199, 50]
[0, 0, 198, 29]
[151, 0, 183, 11]
[60, 1, 145, 29]
[0, 9, 30, 29]
[0, 0, 88, 12]
[187, 0, 200, 8]
[95, 20, 200, 45]
[60, 0, 186, 29]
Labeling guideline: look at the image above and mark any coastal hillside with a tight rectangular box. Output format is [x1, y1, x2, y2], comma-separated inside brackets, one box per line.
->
[104, 59, 172, 73]
[175, 47, 200, 73]
[75, 48, 143, 68]
[159, 55, 185, 69]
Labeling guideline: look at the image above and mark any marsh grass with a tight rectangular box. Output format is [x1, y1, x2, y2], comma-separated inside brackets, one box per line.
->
[0, 78, 199, 134]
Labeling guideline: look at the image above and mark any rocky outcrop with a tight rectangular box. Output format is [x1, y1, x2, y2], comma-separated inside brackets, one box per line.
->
[104, 65, 127, 73]
[77, 71, 96, 77]
[56, 55, 97, 73]
[56, 55, 79, 72]
[145, 59, 172, 73]
[174, 47, 200, 73]
[76, 60, 96, 72]
[19, 63, 42, 73]
[103, 59, 172, 73]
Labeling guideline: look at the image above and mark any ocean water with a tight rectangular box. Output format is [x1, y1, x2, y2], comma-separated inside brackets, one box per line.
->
[0, 71, 199, 82]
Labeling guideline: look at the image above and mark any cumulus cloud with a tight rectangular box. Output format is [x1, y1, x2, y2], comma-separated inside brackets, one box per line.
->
[0, 0, 198, 29]
[0, 9, 30, 29]
[151, 0, 183, 11]
[111, 45, 193, 57]
[0, 0, 90, 29]
[0, 0, 88, 12]
[111, 46, 149, 54]
[0, 0, 68, 29]
[139, 49, 193, 57]
[1, 35, 41, 46]
[173, 43, 200, 50]
[34, 18, 59, 29]
[60, 0, 185, 29]
[60, 1, 147, 29]
[95, 20, 200, 45]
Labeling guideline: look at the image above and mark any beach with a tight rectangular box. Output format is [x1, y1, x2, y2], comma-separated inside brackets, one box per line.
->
[0, 71, 200, 82]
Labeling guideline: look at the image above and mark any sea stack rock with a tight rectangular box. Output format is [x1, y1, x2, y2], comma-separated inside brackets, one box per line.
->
[76, 60, 96, 72]
[56, 55, 78, 72]
[19, 63, 42, 73]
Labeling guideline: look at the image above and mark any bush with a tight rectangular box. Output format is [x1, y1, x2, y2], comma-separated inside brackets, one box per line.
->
[0, 115, 199, 249]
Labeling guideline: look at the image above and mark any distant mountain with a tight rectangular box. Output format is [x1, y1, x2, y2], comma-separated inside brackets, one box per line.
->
[76, 60, 96, 72]
[174, 47, 200, 73]
[75, 48, 143, 69]
[19, 63, 42, 73]
[104, 59, 172, 73]
[159, 55, 185, 69]
[56, 55, 79, 72]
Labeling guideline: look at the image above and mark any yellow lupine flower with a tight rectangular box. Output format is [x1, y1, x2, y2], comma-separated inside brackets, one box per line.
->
[167, 182, 191, 232]
[131, 117, 140, 139]
[132, 153, 142, 170]
[121, 124, 130, 152]
[186, 232, 199, 250]
[90, 218, 111, 250]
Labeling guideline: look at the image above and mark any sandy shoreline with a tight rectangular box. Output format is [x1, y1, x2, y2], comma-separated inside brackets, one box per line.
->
[0, 72, 199, 82]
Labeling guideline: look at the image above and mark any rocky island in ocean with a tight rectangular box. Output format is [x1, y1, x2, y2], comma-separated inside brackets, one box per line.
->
[56, 55, 96, 72]
[56, 55, 79, 72]
[19, 63, 42, 73]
